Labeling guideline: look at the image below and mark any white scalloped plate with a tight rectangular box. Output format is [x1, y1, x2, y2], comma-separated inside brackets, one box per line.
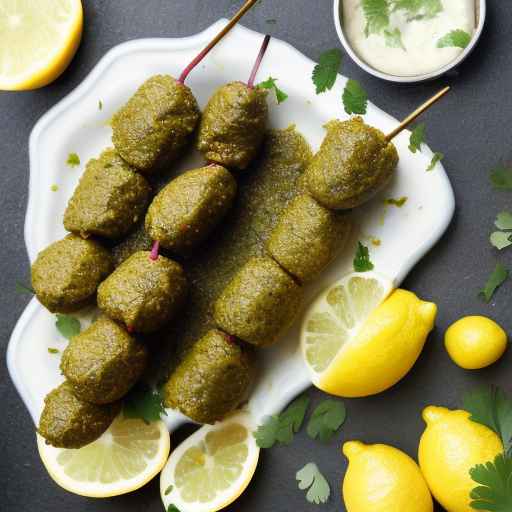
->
[7, 20, 454, 432]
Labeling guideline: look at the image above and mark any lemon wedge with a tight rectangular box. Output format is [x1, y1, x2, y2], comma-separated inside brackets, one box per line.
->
[301, 272, 437, 397]
[37, 415, 170, 497]
[160, 412, 259, 512]
[0, 0, 83, 91]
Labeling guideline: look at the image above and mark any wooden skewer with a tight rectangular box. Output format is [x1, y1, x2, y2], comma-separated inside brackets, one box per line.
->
[179, 0, 260, 83]
[386, 86, 450, 142]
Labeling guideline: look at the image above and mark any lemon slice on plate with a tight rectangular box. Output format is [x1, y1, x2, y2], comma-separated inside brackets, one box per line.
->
[37, 415, 170, 497]
[0, 0, 83, 91]
[301, 272, 393, 395]
[160, 411, 259, 512]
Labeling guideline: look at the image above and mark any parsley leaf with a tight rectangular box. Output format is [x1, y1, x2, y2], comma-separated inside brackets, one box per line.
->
[307, 400, 346, 442]
[479, 264, 509, 303]
[470, 453, 512, 511]
[384, 28, 406, 50]
[254, 395, 310, 448]
[496, 212, 512, 230]
[490, 165, 512, 190]
[257, 76, 288, 104]
[463, 387, 512, 453]
[312, 49, 342, 94]
[167, 506, 181, 512]
[66, 153, 80, 168]
[342, 79, 368, 115]
[427, 152, 444, 172]
[437, 29, 472, 49]
[385, 196, 408, 207]
[409, 124, 426, 153]
[48, 347, 60, 354]
[55, 314, 81, 340]
[353, 242, 374, 272]
[296, 463, 330, 504]
[123, 384, 168, 424]
[362, 0, 390, 37]
[15, 282, 34, 295]
[490, 232, 512, 251]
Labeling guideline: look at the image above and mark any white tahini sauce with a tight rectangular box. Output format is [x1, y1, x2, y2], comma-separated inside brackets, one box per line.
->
[342, 0, 475, 77]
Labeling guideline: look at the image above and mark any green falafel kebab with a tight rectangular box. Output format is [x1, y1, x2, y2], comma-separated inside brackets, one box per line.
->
[111, 0, 260, 173]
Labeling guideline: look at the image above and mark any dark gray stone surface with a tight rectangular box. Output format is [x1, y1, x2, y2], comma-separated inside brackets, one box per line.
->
[1, 1, 511, 511]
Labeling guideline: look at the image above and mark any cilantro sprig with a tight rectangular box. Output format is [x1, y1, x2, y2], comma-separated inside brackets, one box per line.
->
[307, 400, 346, 442]
[123, 384, 168, 424]
[254, 395, 310, 448]
[257, 76, 288, 104]
[312, 49, 342, 94]
[296, 463, 330, 504]
[343, 79, 368, 115]
[479, 264, 509, 303]
[55, 314, 81, 340]
[354, 242, 374, 272]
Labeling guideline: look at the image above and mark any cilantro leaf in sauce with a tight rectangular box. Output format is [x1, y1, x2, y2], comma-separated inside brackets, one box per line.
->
[362, 0, 390, 37]
[437, 29, 472, 49]
[384, 28, 406, 50]
[312, 49, 343, 94]
[342, 79, 368, 115]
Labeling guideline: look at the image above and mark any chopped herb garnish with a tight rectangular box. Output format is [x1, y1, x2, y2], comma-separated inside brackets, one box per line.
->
[164, 485, 174, 496]
[296, 463, 330, 504]
[385, 196, 408, 207]
[392, 0, 443, 21]
[427, 152, 444, 172]
[362, 0, 390, 37]
[354, 242, 374, 272]
[463, 386, 512, 454]
[55, 314, 81, 340]
[312, 49, 342, 94]
[123, 384, 167, 424]
[470, 453, 512, 511]
[307, 400, 346, 442]
[409, 124, 426, 153]
[253, 395, 310, 448]
[257, 77, 288, 104]
[384, 28, 406, 50]
[15, 282, 34, 295]
[437, 29, 472, 49]
[490, 165, 512, 191]
[342, 79, 368, 115]
[50, 184, 59, 192]
[47, 347, 60, 354]
[479, 264, 509, 303]
[98, 100, 103, 110]
[66, 153, 80, 168]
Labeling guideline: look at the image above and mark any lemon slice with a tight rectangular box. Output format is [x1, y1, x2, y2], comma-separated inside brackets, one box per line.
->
[301, 272, 393, 390]
[0, 0, 83, 91]
[37, 415, 170, 497]
[160, 412, 259, 512]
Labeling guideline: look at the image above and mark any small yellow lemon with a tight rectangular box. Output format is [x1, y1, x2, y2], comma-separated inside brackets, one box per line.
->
[0, 0, 83, 91]
[342, 441, 433, 512]
[303, 285, 437, 398]
[445, 315, 507, 369]
[418, 406, 502, 512]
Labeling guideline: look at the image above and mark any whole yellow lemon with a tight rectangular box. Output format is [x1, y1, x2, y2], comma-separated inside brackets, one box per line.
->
[445, 316, 507, 369]
[342, 441, 433, 512]
[418, 406, 502, 512]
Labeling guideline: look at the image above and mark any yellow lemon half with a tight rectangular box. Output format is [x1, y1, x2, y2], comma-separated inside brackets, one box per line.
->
[342, 441, 433, 512]
[445, 315, 507, 370]
[0, 0, 83, 91]
[301, 272, 436, 397]
[37, 415, 170, 497]
[160, 411, 259, 512]
[418, 406, 503, 512]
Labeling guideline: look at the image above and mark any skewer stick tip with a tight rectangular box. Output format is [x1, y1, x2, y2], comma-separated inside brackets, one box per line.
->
[386, 86, 450, 142]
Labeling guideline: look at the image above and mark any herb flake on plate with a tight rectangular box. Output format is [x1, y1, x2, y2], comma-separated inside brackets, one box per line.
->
[296, 462, 330, 504]
[257, 77, 288, 104]
[354, 242, 374, 272]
